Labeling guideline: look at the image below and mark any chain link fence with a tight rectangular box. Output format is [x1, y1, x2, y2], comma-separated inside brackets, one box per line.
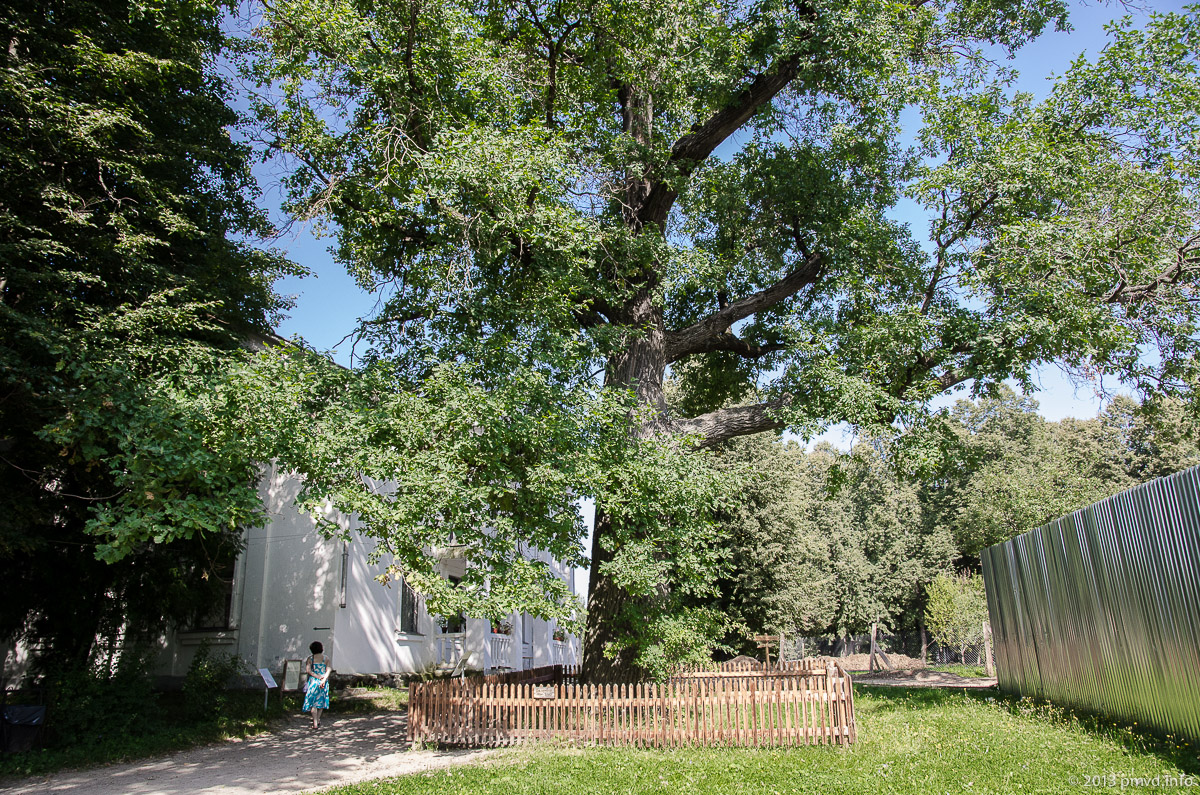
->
[778, 632, 989, 668]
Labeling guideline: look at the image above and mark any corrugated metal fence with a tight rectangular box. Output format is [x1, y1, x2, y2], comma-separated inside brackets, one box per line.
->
[981, 465, 1200, 741]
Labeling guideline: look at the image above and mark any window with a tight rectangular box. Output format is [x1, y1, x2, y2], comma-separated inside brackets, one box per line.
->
[190, 560, 236, 631]
[399, 578, 420, 635]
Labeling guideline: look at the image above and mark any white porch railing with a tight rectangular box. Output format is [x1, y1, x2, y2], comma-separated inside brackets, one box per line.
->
[551, 640, 572, 666]
[486, 633, 513, 671]
[437, 633, 465, 668]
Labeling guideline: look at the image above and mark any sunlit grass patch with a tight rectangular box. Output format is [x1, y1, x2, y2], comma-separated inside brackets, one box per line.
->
[324, 686, 1197, 795]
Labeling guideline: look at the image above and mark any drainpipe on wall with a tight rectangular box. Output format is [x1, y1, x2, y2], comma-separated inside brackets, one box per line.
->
[339, 542, 348, 608]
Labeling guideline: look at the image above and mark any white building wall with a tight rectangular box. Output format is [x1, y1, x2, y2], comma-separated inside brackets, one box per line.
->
[331, 535, 443, 674]
[156, 467, 581, 680]
[156, 467, 345, 678]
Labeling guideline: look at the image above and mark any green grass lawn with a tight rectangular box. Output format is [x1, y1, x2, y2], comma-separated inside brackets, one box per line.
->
[326, 687, 1198, 795]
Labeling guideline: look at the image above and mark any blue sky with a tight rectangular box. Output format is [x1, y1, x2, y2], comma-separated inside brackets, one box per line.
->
[257, 3, 1188, 595]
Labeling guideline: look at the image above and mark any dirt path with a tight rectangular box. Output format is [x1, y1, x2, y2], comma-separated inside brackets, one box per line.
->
[2, 711, 499, 795]
[852, 669, 998, 689]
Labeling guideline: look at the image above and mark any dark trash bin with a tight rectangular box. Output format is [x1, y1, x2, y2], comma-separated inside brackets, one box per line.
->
[3, 705, 46, 752]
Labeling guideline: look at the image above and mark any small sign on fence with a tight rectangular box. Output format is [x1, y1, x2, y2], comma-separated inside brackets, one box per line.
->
[532, 685, 555, 699]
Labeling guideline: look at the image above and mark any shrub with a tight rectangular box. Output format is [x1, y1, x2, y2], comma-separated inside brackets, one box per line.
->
[183, 640, 248, 719]
[44, 646, 157, 748]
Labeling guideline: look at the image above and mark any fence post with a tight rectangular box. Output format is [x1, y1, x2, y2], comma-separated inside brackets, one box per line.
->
[983, 620, 995, 677]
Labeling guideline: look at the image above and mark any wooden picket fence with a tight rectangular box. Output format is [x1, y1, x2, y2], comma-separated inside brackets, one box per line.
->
[673, 657, 832, 678]
[479, 664, 579, 685]
[407, 662, 855, 748]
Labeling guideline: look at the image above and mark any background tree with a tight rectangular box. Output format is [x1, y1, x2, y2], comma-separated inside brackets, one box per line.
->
[246, 1, 1200, 680]
[922, 388, 1119, 560]
[924, 571, 988, 661]
[709, 433, 953, 655]
[0, 0, 295, 673]
[827, 442, 956, 641]
[924, 389, 1200, 562]
[711, 392, 1198, 654]
[705, 434, 837, 655]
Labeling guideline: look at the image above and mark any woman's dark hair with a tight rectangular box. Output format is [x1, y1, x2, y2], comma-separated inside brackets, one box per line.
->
[309, 641, 323, 655]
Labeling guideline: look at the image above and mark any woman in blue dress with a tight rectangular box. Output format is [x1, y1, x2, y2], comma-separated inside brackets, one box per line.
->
[303, 641, 331, 730]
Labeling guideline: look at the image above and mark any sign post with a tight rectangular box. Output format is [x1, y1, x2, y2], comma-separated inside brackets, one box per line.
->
[753, 634, 779, 666]
[258, 668, 278, 712]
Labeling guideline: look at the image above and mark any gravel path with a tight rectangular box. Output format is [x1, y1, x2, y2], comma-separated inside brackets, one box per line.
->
[2, 711, 498, 795]
[852, 669, 998, 689]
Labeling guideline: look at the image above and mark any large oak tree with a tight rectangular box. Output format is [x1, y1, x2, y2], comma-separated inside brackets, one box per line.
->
[247, 0, 1200, 680]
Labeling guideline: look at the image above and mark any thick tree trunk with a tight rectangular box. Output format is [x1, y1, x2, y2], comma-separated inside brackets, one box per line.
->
[578, 48, 817, 681]
[580, 290, 667, 683]
[581, 508, 645, 682]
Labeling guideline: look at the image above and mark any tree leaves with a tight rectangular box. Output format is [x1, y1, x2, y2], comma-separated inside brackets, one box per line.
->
[244, 1, 1200, 672]
[0, 0, 296, 669]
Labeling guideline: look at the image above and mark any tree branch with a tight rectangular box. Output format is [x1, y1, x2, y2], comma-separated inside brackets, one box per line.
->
[634, 7, 816, 229]
[936, 368, 970, 391]
[665, 253, 822, 361]
[1105, 249, 1199, 306]
[667, 332, 786, 364]
[672, 397, 792, 448]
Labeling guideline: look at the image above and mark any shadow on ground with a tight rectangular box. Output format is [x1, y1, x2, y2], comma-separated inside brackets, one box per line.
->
[1, 709, 497, 795]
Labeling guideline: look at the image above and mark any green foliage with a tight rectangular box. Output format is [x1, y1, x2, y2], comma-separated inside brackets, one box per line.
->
[242, 0, 1200, 674]
[709, 390, 1197, 646]
[183, 641, 249, 719]
[925, 388, 1200, 559]
[826, 443, 957, 638]
[221, 345, 608, 626]
[0, 0, 297, 671]
[41, 648, 158, 750]
[40, 305, 272, 562]
[0, 688, 303, 779]
[708, 435, 838, 644]
[708, 432, 955, 645]
[588, 431, 739, 675]
[924, 572, 988, 656]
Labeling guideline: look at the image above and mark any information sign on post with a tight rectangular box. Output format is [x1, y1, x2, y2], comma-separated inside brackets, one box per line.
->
[258, 668, 278, 711]
[282, 659, 302, 691]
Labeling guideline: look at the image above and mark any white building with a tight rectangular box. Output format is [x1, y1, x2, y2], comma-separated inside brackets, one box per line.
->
[154, 467, 581, 682]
